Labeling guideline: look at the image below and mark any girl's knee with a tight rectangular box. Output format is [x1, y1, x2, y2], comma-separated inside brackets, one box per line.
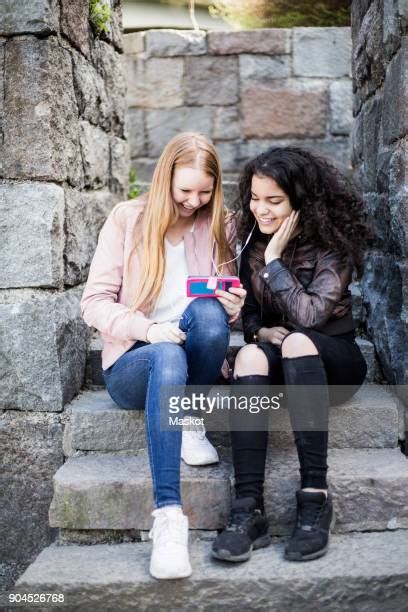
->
[234, 344, 269, 377]
[153, 343, 187, 381]
[182, 299, 229, 342]
[281, 333, 318, 358]
[188, 297, 228, 325]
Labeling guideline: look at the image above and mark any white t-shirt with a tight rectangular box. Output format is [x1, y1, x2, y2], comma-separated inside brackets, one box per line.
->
[150, 237, 193, 324]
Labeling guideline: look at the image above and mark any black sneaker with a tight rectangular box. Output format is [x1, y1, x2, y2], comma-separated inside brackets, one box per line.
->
[212, 497, 271, 562]
[284, 490, 335, 561]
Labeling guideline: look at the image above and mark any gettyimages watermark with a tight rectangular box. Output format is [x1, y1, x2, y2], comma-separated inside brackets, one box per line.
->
[159, 383, 403, 432]
[168, 388, 283, 415]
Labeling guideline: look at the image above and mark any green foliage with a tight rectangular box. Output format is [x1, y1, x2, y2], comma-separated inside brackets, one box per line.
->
[210, 0, 350, 28]
[89, 0, 112, 35]
[128, 167, 142, 200]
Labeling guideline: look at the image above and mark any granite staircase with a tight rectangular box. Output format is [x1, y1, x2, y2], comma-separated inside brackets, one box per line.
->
[16, 330, 408, 611]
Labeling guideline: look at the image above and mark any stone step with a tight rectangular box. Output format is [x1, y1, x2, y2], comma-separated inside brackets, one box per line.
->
[15, 531, 408, 611]
[49, 448, 408, 534]
[63, 384, 399, 454]
[85, 331, 377, 387]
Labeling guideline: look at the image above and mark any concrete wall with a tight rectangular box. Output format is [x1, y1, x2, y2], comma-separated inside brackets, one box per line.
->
[351, 0, 407, 403]
[0, 0, 128, 589]
[124, 27, 353, 181]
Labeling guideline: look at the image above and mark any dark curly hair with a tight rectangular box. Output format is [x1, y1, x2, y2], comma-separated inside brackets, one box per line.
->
[233, 146, 370, 276]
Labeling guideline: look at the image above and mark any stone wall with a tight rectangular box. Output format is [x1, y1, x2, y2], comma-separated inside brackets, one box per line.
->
[124, 27, 353, 182]
[0, 0, 128, 589]
[351, 1, 407, 405]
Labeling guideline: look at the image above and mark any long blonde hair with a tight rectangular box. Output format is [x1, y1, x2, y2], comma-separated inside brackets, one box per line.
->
[127, 132, 233, 313]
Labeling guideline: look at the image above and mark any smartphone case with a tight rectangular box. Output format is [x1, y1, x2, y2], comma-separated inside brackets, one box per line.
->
[186, 276, 240, 297]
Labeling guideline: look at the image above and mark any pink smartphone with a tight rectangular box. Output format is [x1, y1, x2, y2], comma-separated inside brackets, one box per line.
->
[187, 276, 241, 297]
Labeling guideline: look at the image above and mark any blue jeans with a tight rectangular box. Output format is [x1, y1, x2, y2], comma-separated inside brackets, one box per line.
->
[102, 298, 230, 508]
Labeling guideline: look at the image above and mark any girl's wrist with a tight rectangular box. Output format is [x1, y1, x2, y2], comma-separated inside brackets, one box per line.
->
[229, 312, 239, 324]
[145, 322, 156, 343]
[257, 327, 269, 342]
[265, 252, 280, 264]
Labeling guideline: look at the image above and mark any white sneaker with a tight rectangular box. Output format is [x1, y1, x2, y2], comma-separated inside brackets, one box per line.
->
[149, 505, 192, 580]
[181, 423, 219, 466]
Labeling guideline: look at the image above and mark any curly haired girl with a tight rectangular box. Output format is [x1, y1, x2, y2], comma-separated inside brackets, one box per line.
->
[212, 146, 368, 563]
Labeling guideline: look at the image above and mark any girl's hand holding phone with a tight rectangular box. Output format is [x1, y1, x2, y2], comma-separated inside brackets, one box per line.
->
[215, 285, 247, 318]
[146, 322, 186, 344]
[264, 211, 300, 264]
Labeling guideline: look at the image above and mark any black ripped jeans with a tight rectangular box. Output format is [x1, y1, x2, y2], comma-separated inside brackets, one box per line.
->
[230, 329, 367, 505]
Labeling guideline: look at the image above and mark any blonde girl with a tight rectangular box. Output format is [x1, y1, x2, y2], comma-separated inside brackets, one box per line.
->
[81, 133, 246, 579]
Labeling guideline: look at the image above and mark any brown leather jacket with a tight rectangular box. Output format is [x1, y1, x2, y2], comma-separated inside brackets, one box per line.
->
[240, 233, 355, 344]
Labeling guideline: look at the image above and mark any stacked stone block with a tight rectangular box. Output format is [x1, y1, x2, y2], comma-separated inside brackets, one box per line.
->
[125, 27, 352, 181]
[351, 1, 408, 416]
[0, 0, 128, 589]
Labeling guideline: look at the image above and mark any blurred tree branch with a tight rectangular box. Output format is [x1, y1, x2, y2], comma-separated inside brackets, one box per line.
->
[189, 0, 200, 29]
[209, 0, 350, 28]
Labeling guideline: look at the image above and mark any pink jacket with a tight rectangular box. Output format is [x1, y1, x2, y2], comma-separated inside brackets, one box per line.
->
[80, 197, 237, 371]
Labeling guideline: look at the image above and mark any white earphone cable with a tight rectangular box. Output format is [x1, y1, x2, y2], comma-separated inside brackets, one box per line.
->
[211, 219, 257, 276]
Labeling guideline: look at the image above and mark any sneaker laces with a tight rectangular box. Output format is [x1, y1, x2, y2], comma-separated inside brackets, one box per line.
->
[297, 499, 325, 531]
[149, 512, 187, 546]
[183, 421, 206, 440]
[225, 510, 258, 533]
